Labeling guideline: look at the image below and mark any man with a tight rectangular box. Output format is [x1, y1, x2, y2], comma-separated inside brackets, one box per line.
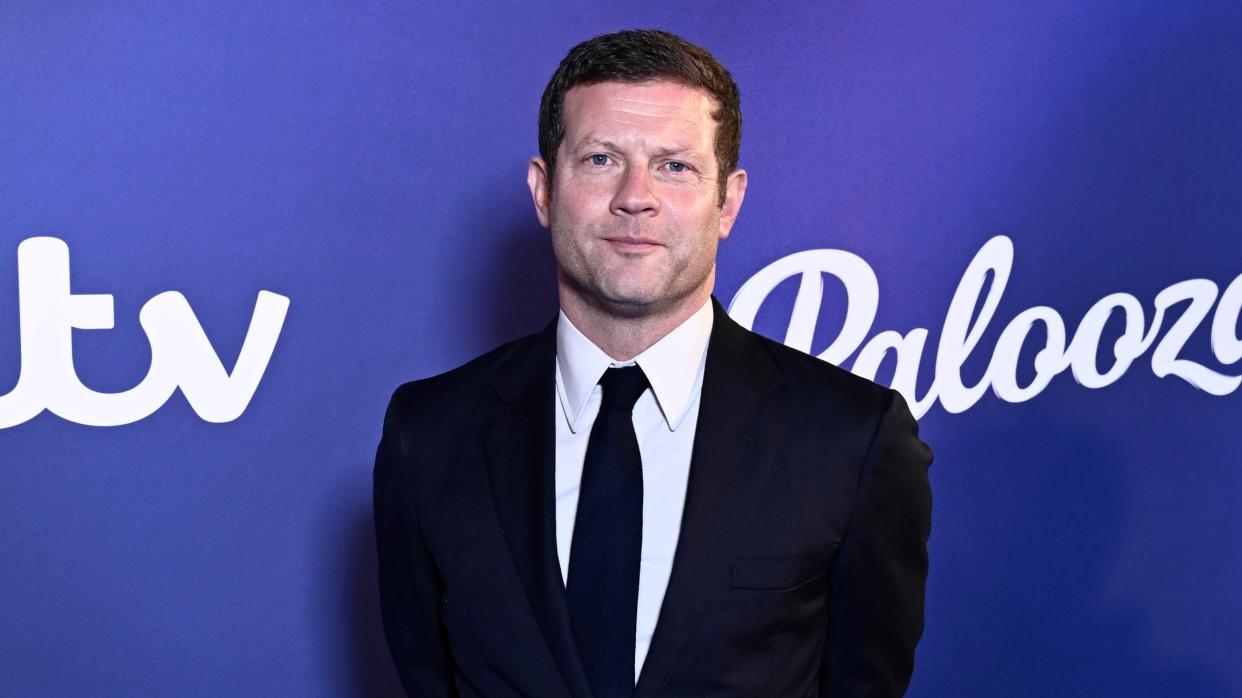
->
[374, 29, 932, 697]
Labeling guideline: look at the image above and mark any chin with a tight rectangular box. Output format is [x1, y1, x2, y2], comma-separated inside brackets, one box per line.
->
[596, 283, 700, 319]
[596, 292, 659, 318]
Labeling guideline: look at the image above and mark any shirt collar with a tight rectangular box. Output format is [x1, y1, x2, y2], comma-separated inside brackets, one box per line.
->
[556, 298, 714, 434]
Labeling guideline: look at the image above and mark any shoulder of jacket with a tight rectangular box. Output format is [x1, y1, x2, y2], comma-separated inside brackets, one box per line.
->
[386, 328, 546, 419]
[745, 327, 896, 416]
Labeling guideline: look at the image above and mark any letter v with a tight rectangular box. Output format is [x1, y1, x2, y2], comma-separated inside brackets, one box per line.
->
[140, 290, 290, 423]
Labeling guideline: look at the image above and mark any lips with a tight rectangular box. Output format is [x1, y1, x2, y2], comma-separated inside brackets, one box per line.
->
[604, 237, 661, 252]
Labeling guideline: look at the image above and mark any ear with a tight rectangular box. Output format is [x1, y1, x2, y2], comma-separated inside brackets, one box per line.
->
[717, 168, 748, 240]
[527, 157, 552, 228]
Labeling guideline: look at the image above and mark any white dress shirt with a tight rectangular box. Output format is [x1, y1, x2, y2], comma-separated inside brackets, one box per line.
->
[554, 298, 714, 681]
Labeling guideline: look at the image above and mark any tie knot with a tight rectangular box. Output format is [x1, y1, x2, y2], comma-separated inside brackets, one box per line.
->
[598, 365, 649, 412]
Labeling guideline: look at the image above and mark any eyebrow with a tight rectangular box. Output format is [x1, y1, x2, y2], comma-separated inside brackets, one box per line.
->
[575, 137, 623, 153]
[574, 137, 702, 159]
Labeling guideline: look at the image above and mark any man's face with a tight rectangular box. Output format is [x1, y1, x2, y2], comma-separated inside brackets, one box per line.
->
[528, 80, 746, 319]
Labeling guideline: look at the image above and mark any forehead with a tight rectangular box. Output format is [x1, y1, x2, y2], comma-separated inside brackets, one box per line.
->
[560, 80, 718, 150]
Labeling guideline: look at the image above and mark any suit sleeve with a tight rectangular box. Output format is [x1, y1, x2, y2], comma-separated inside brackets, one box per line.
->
[821, 390, 933, 697]
[373, 387, 460, 697]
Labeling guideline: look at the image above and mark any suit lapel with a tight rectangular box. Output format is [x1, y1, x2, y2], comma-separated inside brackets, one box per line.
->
[483, 323, 594, 698]
[634, 298, 788, 697]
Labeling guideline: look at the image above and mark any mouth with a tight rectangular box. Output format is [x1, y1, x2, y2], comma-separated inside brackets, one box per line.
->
[603, 237, 662, 253]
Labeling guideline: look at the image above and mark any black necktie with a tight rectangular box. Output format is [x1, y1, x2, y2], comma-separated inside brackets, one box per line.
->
[567, 364, 649, 697]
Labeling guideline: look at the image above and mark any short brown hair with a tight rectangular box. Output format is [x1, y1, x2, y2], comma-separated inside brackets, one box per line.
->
[538, 29, 742, 205]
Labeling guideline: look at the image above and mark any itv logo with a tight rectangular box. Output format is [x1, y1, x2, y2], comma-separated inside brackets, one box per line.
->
[0, 237, 289, 428]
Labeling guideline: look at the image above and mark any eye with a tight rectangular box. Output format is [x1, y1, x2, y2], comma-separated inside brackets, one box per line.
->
[665, 161, 689, 173]
[588, 154, 610, 166]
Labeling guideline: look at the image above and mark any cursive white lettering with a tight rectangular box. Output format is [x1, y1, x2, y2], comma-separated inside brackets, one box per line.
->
[730, 235, 1241, 418]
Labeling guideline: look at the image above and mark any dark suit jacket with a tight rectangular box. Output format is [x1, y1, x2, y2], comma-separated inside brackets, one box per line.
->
[374, 298, 933, 697]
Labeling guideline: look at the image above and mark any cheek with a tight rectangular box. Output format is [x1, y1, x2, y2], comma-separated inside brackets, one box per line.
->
[554, 175, 613, 212]
[550, 196, 596, 234]
[666, 201, 723, 242]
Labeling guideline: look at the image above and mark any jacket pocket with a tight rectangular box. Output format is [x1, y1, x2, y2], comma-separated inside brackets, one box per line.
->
[729, 544, 838, 591]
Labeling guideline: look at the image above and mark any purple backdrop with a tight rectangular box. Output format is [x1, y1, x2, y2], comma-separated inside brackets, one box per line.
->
[3, 1, 1240, 695]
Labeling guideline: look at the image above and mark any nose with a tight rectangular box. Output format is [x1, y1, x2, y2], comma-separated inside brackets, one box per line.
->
[610, 165, 659, 217]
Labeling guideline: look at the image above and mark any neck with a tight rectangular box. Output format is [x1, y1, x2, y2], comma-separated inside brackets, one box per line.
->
[559, 278, 713, 362]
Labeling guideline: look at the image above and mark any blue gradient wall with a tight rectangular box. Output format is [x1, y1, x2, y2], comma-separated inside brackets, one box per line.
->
[3, 2, 1240, 695]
